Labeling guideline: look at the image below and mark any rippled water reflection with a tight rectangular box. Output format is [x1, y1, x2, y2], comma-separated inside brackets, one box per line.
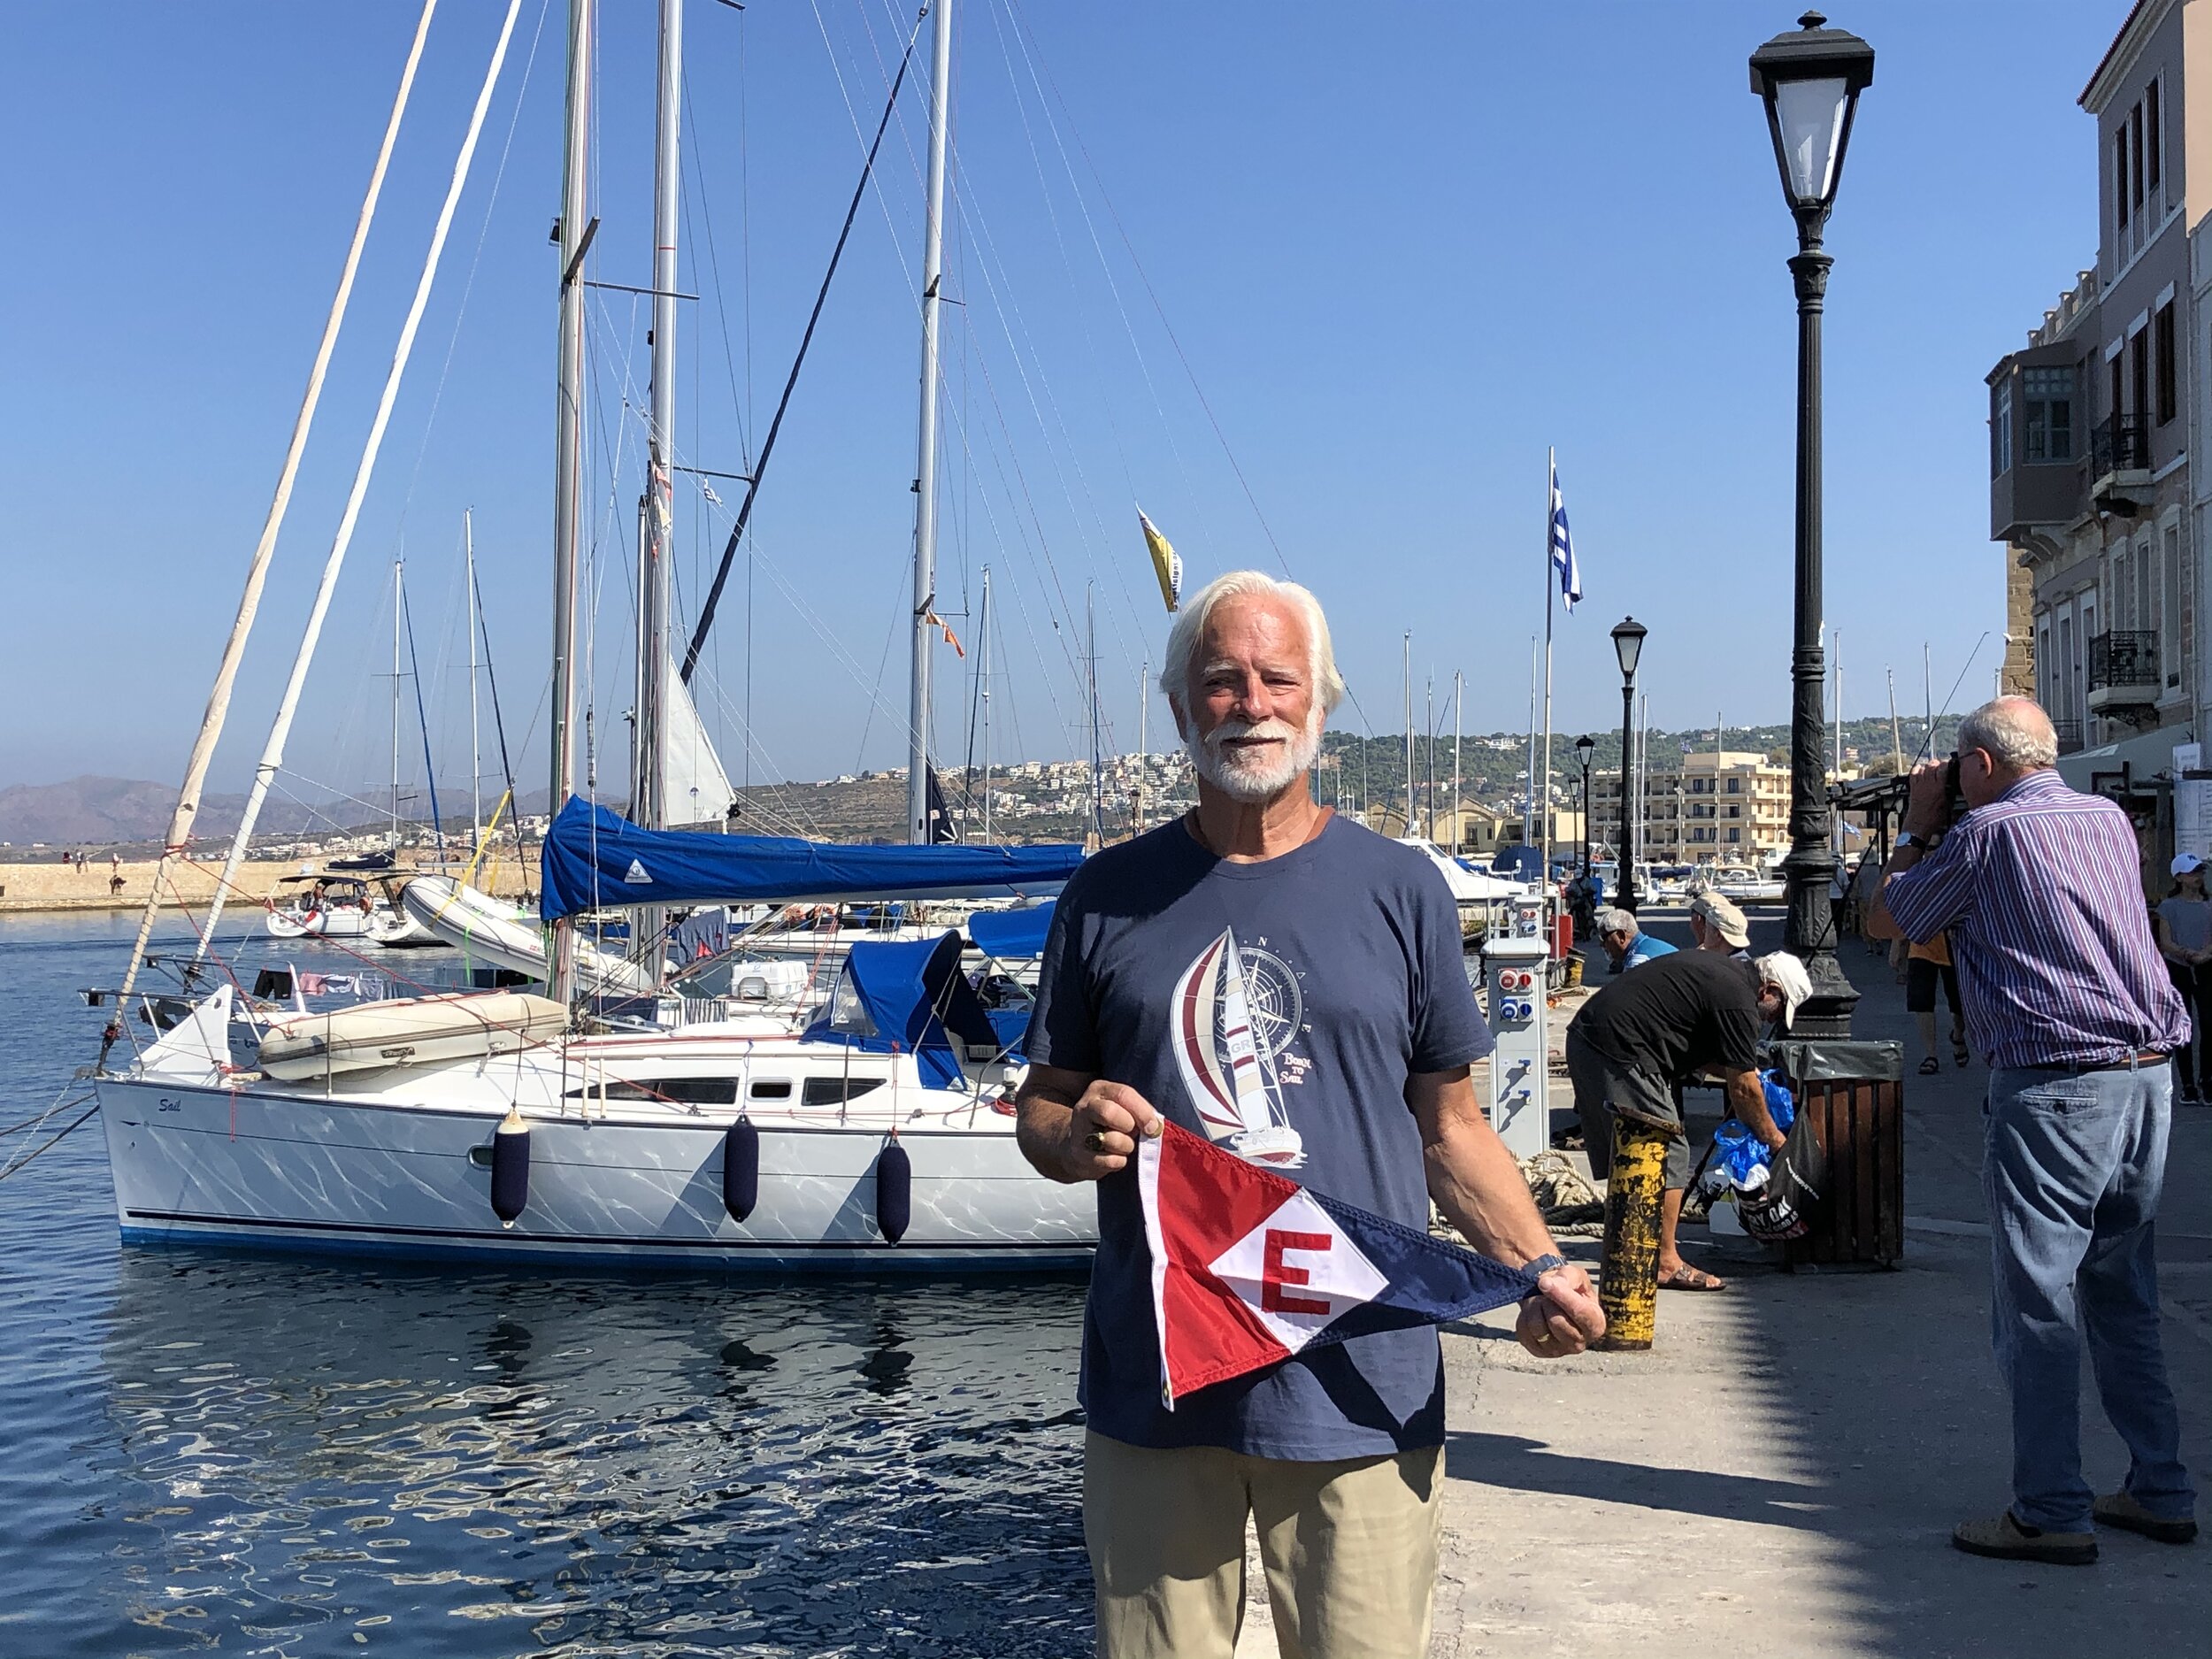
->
[0, 917, 1092, 1657]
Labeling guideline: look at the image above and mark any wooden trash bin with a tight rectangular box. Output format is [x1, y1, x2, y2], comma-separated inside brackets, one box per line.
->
[1770, 1040, 1906, 1268]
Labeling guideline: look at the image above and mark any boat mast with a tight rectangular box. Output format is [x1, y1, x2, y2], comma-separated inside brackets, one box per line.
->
[1452, 672, 1463, 855]
[1087, 584, 1103, 845]
[465, 510, 480, 855]
[1425, 672, 1434, 843]
[549, 0, 594, 1003]
[904, 0, 954, 845]
[194, 0, 523, 954]
[110, 0, 436, 1012]
[979, 567, 994, 841]
[391, 558, 404, 851]
[1402, 633, 1412, 838]
[630, 0, 683, 983]
[1136, 657, 1148, 834]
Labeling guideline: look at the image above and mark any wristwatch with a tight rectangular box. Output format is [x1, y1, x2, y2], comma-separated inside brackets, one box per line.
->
[1523, 1251, 1569, 1280]
[1895, 829, 1932, 849]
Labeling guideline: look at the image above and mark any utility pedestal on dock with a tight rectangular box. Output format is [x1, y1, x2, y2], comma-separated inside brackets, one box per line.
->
[1481, 932, 1550, 1161]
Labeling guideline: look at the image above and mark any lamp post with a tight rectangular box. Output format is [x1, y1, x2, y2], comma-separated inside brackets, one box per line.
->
[1574, 734, 1595, 879]
[1610, 618, 1646, 913]
[1751, 9, 1872, 1037]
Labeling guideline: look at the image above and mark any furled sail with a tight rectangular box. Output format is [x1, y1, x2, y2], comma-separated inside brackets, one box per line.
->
[660, 649, 734, 828]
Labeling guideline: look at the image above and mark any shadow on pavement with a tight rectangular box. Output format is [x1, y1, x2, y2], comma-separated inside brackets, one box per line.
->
[1703, 918, 2212, 1657]
[1446, 1430, 1835, 1531]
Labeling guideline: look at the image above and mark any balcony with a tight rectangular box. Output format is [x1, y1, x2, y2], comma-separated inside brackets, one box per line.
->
[2089, 414, 2154, 517]
[2086, 629, 2160, 718]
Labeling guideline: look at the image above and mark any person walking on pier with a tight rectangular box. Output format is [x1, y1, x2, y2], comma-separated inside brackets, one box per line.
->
[1016, 570, 1603, 1659]
[1885, 695, 2197, 1565]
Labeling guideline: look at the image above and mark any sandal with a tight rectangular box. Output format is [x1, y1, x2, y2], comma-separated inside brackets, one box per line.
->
[1918, 1056, 1940, 1075]
[1658, 1264, 1727, 1292]
[1952, 1030, 1970, 1067]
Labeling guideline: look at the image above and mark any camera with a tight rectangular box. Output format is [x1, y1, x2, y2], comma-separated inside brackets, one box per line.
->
[1940, 756, 1970, 826]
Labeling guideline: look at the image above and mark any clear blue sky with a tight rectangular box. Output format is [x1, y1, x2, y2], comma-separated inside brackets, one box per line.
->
[0, 1, 2131, 810]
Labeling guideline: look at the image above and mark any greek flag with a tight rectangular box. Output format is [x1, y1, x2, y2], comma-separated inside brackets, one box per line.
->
[1549, 458, 1581, 611]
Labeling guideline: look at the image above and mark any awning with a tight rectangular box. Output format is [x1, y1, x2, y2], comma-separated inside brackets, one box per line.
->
[802, 931, 1002, 1089]
[968, 901, 1056, 959]
[2055, 726, 2194, 794]
[539, 798, 1083, 922]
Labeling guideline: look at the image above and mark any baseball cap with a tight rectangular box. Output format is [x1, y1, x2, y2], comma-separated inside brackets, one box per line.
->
[1690, 891, 1751, 949]
[2173, 852, 2205, 877]
[1754, 951, 1813, 1030]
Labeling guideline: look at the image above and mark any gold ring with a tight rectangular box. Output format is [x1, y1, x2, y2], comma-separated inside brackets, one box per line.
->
[1082, 1130, 1109, 1153]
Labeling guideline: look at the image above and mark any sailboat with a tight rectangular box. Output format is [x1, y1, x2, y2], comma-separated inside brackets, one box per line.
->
[89, 0, 1097, 1271]
[1171, 926, 1303, 1169]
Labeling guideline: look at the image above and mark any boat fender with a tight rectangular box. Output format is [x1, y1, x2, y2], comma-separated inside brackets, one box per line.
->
[722, 1117, 760, 1223]
[875, 1138, 911, 1245]
[489, 1105, 530, 1225]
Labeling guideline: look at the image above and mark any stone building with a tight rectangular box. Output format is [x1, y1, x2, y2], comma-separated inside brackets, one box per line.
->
[1987, 0, 2202, 805]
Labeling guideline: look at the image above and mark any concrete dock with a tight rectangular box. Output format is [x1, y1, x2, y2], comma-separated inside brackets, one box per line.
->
[1236, 919, 2211, 1657]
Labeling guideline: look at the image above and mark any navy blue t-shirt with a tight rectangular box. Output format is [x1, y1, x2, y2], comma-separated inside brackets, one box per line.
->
[1029, 814, 1494, 1460]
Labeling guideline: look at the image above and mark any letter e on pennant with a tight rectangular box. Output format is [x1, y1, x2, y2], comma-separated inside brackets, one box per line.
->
[1260, 1229, 1333, 1316]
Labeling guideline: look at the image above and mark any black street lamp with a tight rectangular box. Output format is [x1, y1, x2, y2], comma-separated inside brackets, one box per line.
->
[1751, 10, 1872, 1036]
[1610, 618, 1646, 913]
[1574, 734, 1595, 879]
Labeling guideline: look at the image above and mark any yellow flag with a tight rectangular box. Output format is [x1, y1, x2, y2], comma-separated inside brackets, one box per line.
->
[1138, 508, 1182, 613]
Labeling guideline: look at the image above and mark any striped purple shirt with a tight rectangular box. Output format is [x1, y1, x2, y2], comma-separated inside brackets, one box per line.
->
[1883, 768, 2187, 1070]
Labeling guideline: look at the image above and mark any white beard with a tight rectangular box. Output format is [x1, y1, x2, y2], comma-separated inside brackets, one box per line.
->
[1189, 710, 1324, 803]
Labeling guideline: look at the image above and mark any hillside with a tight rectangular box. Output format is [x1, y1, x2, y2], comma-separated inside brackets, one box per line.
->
[2, 715, 1963, 849]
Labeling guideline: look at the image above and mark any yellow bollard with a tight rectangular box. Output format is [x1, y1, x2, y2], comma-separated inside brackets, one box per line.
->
[1594, 1118, 1671, 1351]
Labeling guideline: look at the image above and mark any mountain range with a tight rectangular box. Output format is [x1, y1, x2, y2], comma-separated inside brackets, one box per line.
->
[0, 776, 542, 850]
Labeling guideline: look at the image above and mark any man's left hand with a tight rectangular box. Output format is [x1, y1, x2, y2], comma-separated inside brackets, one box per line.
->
[1903, 757, 1951, 836]
[1516, 1263, 1604, 1357]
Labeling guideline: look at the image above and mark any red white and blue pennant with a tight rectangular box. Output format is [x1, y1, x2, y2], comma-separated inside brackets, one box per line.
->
[1137, 1121, 1540, 1407]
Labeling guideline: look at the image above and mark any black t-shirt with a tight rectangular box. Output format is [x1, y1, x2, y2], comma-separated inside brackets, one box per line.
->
[1571, 948, 1760, 1082]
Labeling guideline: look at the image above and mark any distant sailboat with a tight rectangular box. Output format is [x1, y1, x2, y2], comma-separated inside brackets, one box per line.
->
[1171, 926, 1303, 1168]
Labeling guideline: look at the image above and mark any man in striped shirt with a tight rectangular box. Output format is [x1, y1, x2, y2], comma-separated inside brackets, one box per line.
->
[1885, 696, 2196, 1564]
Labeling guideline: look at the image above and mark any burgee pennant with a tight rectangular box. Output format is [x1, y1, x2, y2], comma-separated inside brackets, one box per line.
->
[1137, 1121, 1540, 1407]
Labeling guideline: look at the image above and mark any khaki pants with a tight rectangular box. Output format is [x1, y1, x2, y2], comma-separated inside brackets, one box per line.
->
[1084, 1430, 1442, 1659]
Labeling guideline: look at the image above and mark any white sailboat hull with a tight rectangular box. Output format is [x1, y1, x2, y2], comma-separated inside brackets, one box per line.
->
[94, 1062, 1093, 1272]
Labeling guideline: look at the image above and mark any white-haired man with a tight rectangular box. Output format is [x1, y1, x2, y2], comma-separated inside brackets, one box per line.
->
[1884, 695, 2195, 1563]
[1594, 905, 1677, 973]
[1016, 570, 1605, 1658]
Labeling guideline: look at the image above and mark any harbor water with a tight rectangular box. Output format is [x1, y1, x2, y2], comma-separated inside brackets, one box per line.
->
[0, 915, 1092, 1657]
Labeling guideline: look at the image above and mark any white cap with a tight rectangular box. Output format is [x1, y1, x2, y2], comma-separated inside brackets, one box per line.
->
[1754, 951, 1813, 1031]
[1691, 891, 1752, 949]
[2172, 852, 2204, 877]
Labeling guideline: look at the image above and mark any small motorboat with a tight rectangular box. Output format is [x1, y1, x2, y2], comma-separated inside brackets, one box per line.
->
[265, 874, 387, 940]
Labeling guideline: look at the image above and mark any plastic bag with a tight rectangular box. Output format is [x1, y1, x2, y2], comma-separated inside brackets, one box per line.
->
[1695, 1071, 1796, 1199]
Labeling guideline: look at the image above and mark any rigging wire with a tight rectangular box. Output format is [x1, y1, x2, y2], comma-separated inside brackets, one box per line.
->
[680, 7, 928, 685]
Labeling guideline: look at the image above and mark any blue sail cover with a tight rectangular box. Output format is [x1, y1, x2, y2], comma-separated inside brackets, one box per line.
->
[967, 901, 1057, 960]
[802, 932, 1003, 1089]
[540, 798, 1084, 922]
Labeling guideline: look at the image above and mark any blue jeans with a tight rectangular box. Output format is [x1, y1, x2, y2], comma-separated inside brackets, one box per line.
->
[1985, 1062, 2195, 1531]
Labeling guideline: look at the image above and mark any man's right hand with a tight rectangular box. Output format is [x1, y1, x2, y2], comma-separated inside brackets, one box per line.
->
[1015, 1066, 1163, 1183]
[1060, 1080, 1162, 1179]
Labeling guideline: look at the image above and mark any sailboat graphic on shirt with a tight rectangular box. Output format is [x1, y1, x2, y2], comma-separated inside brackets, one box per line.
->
[1171, 926, 1305, 1169]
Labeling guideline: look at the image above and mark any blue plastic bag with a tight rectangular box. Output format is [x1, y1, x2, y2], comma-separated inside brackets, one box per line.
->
[1701, 1070, 1795, 1195]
